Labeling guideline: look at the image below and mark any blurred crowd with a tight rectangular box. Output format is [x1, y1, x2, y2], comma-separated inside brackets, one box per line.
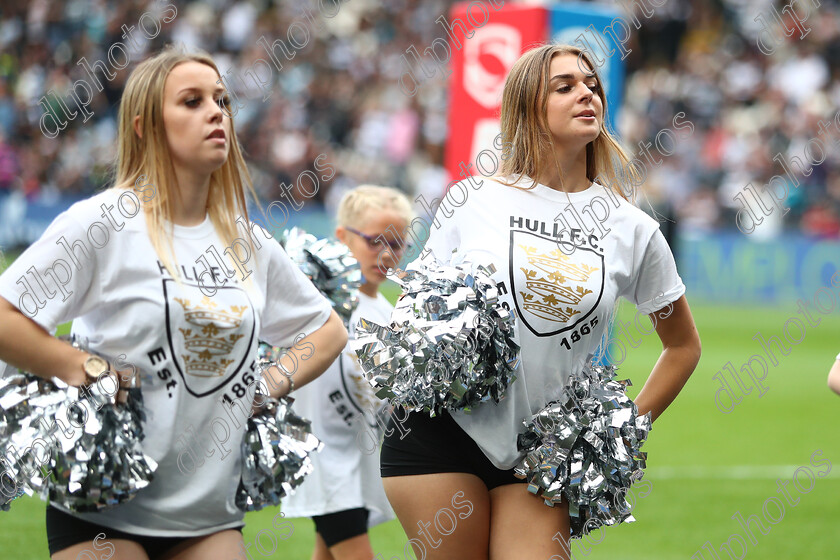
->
[0, 0, 838, 238]
[623, 0, 840, 238]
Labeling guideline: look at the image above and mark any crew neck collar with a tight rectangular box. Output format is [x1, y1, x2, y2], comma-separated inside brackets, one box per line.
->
[358, 290, 384, 302]
[501, 175, 605, 203]
[171, 214, 214, 239]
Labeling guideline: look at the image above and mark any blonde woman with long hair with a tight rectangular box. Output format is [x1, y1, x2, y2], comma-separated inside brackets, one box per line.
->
[379, 44, 701, 559]
[0, 46, 347, 559]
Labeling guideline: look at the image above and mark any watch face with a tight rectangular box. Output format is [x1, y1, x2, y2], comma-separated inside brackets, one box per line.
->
[84, 356, 108, 378]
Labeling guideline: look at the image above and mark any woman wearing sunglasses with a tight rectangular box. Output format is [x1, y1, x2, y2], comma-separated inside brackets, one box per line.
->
[282, 185, 413, 560]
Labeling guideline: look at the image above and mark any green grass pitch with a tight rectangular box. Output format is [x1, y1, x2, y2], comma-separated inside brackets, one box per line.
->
[1, 262, 838, 559]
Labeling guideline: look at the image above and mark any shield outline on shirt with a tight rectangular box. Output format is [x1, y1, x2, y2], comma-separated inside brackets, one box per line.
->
[338, 354, 380, 429]
[508, 229, 605, 337]
[162, 278, 256, 398]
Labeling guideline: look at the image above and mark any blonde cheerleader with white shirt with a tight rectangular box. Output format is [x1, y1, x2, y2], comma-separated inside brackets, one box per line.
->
[378, 44, 702, 560]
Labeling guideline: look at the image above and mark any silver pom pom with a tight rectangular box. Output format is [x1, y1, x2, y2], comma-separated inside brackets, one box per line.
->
[352, 261, 519, 415]
[0, 370, 157, 513]
[514, 358, 651, 538]
[281, 227, 362, 326]
[236, 388, 322, 512]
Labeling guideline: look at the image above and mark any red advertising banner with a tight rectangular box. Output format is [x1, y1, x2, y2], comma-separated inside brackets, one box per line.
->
[444, 3, 547, 183]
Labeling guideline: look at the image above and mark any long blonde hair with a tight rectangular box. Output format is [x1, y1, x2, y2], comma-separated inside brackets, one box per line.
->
[114, 45, 259, 276]
[498, 44, 640, 199]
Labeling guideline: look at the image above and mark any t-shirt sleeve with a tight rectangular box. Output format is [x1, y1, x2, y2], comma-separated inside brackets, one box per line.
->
[622, 228, 685, 315]
[258, 237, 333, 348]
[407, 193, 461, 270]
[0, 208, 101, 332]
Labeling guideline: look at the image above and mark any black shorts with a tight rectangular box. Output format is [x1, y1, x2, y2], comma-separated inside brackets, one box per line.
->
[312, 507, 370, 547]
[46, 506, 242, 559]
[380, 408, 526, 490]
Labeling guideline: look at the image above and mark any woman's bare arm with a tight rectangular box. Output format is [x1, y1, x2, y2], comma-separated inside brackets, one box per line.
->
[0, 296, 88, 386]
[633, 296, 702, 422]
[262, 309, 348, 399]
[828, 357, 840, 396]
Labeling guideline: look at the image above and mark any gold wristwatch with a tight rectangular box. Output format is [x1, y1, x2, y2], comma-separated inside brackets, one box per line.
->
[82, 354, 130, 403]
[83, 355, 110, 383]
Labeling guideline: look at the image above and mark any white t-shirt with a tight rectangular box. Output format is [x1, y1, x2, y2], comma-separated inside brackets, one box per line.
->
[282, 291, 394, 527]
[410, 176, 685, 469]
[0, 189, 332, 536]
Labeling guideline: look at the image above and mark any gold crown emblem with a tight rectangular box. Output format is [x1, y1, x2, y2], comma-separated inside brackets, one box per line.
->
[517, 245, 598, 322]
[175, 296, 248, 377]
[346, 351, 378, 410]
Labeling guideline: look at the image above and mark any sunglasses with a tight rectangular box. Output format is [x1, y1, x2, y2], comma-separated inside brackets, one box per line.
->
[345, 227, 412, 253]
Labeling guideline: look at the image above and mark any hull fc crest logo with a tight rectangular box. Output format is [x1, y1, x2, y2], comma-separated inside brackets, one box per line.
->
[163, 279, 255, 397]
[509, 230, 604, 337]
